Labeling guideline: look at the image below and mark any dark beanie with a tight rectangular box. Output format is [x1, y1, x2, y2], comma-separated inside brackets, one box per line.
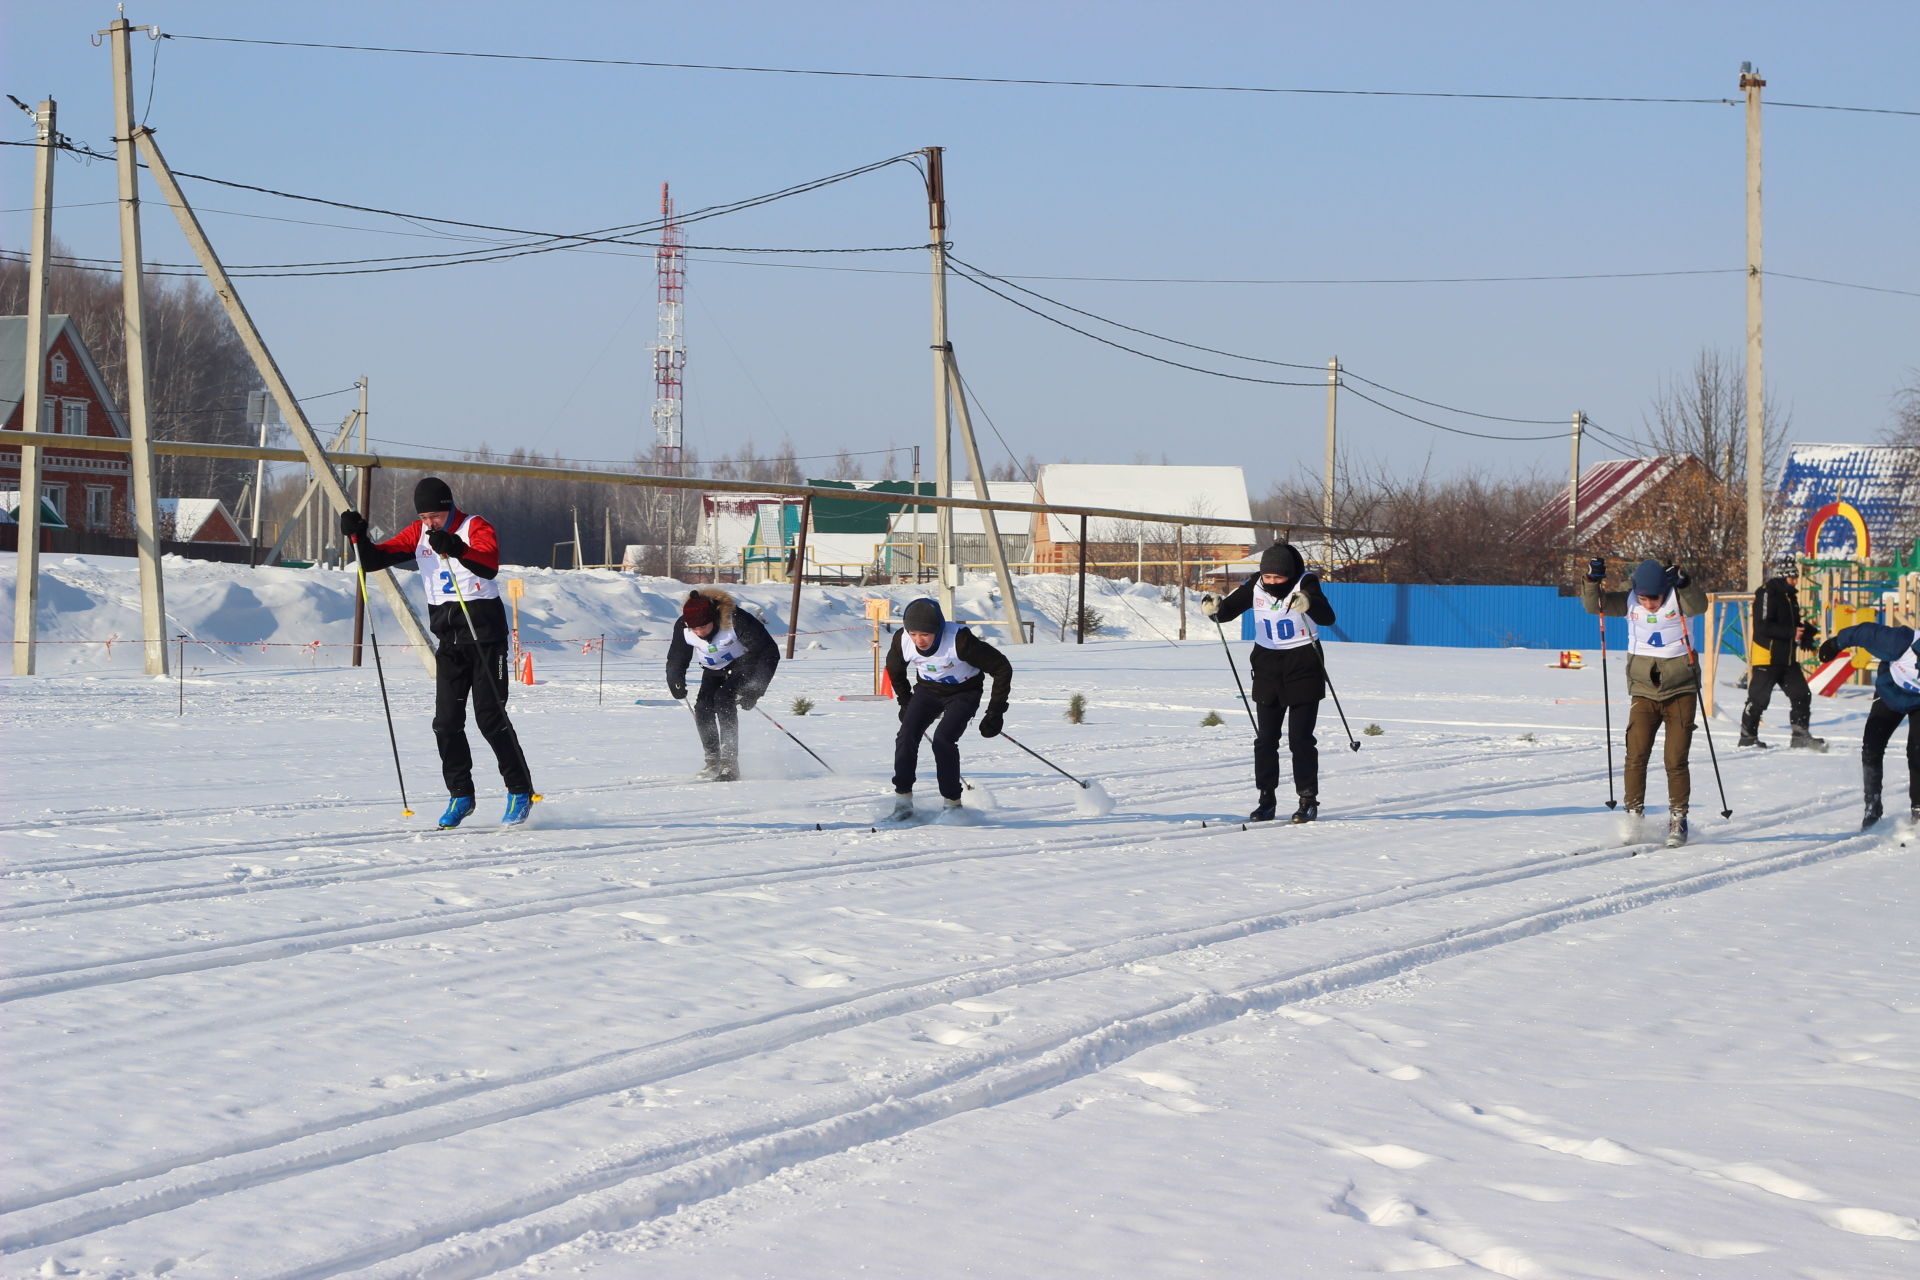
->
[681, 592, 717, 629]
[413, 477, 454, 513]
[902, 597, 945, 633]
[1630, 559, 1666, 597]
[1259, 542, 1304, 579]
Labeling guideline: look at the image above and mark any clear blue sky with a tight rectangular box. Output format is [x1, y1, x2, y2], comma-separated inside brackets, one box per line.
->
[4, 1, 1915, 496]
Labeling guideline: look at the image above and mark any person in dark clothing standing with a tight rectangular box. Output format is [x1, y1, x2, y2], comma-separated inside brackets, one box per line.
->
[1203, 542, 1337, 824]
[340, 477, 536, 828]
[1818, 621, 1920, 830]
[886, 597, 1012, 820]
[1739, 554, 1826, 750]
[664, 588, 780, 781]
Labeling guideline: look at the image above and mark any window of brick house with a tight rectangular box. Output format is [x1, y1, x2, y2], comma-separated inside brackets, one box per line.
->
[50, 352, 68, 384]
[43, 484, 66, 523]
[86, 486, 113, 530]
[60, 399, 87, 434]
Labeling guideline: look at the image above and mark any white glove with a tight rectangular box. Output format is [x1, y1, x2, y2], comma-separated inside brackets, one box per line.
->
[1200, 594, 1219, 619]
[1283, 589, 1309, 615]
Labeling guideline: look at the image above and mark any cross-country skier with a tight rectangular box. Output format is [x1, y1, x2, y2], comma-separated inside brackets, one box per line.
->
[1738, 554, 1826, 750]
[664, 588, 780, 781]
[1818, 620, 1920, 830]
[1202, 541, 1336, 824]
[886, 597, 1012, 820]
[339, 478, 536, 828]
[1582, 557, 1707, 847]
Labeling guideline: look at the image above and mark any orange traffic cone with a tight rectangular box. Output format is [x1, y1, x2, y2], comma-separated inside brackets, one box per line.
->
[518, 651, 535, 685]
[879, 666, 893, 697]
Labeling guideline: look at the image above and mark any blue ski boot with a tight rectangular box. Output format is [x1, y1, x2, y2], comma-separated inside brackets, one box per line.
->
[438, 796, 477, 829]
[502, 792, 535, 826]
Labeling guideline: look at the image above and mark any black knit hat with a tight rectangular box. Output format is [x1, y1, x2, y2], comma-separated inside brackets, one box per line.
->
[902, 597, 945, 633]
[413, 477, 454, 514]
[1258, 542, 1304, 580]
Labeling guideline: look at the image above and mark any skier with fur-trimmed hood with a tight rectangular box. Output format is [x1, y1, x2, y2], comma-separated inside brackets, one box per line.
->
[1818, 620, 1920, 830]
[665, 588, 780, 781]
[886, 597, 1013, 820]
[1581, 556, 1708, 847]
[1203, 541, 1337, 824]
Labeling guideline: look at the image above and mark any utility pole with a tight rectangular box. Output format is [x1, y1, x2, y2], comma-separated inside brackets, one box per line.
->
[910, 445, 923, 582]
[1322, 356, 1339, 535]
[11, 97, 55, 675]
[945, 349, 1026, 642]
[132, 127, 436, 672]
[1742, 62, 1767, 591]
[923, 146, 956, 616]
[1569, 411, 1585, 544]
[108, 18, 169, 675]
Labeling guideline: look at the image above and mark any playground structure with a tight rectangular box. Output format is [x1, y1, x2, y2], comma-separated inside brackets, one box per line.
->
[1701, 496, 1920, 715]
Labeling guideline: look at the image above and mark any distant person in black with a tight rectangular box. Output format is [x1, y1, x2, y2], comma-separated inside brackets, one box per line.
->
[664, 588, 780, 782]
[1738, 554, 1826, 751]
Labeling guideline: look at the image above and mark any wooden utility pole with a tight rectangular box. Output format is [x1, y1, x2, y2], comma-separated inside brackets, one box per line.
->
[132, 128, 436, 672]
[1176, 526, 1187, 641]
[1569, 411, 1585, 543]
[924, 146, 956, 617]
[944, 349, 1026, 642]
[1322, 357, 1339, 534]
[786, 495, 812, 658]
[1076, 515, 1088, 645]
[108, 19, 169, 675]
[1742, 62, 1767, 592]
[11, 97, 56, 675]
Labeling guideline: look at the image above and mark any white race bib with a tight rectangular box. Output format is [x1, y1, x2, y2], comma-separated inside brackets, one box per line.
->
[1626, 591, 1686, 657]
[413, 514, 500, 607]
[688, 624, 748, 671]
[1889, 646, 1920, 695]
[904, 623, 981, 684]
[1250, 589, 1314, 651]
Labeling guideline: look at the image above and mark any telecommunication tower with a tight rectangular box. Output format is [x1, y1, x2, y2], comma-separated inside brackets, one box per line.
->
[650, 183, 686, 474]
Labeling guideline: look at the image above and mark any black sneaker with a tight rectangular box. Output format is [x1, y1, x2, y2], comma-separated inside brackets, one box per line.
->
[1861, 799, 1883, 830]
[1290, 794, 1319, 824]
[1789, 728, 1827, 752]
[1735, 731, 1768, 748]
[1248, 790, 1278, 823]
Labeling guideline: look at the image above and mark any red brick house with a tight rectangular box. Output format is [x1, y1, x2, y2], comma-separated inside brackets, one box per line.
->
[1, 314, 132, 536]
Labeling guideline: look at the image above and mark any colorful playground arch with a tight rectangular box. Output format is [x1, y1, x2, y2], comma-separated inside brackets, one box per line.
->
[1803, 499, 1870, 561]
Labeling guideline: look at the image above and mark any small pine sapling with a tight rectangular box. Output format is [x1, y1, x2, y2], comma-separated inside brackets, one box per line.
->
[791, 697, 815, 716]
[1200, 710, 1225, 727]
[1065, 693, 1087, 724]
[1363, 723, 1384, 737]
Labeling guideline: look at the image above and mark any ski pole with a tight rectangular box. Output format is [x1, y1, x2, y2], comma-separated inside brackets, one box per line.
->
[1595, 602, 1619, 810]
[1301, 616, 1361, 752]
[997, 730, 1091, 789]
[1675, 595, 1733, 819]
[1211, 610, 1257, 731]
[351, 534, 414, 818]
[438, 550, 484, 646]
[757, 707, 836, 772]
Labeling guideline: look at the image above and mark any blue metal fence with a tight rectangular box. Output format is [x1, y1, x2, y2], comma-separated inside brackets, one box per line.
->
[1242, 583, 1703, 651]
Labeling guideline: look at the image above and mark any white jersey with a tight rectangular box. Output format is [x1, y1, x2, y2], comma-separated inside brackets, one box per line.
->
[1249, 587, 1314, 651]
[686, 624, 748, 671]
[413, 513, 499, 606]
[1889, 646, 1920, 695]
[902, 623, 980, 684]
[1626, 590, 1687, 657]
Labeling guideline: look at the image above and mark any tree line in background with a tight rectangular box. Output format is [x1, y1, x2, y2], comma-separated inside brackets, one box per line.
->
[6, 252, 1915, 582]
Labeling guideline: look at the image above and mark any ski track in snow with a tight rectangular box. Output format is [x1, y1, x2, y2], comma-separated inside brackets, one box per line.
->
[2, 571, 1909, 1280]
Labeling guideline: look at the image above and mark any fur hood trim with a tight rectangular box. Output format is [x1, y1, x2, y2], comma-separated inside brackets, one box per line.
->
[691, 586, 737, 627]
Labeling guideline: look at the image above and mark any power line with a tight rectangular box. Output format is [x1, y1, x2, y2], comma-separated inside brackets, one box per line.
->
[959, 267, 1747, 286]
[1337, 370, 1565, 425]
[1764, 271, 1920, 299]
[1337, 383, 1569, 442]
[155, 33, 1920, 116]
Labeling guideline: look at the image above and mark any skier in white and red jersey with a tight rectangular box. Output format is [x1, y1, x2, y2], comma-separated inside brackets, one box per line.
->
[339, 477, 536, 828]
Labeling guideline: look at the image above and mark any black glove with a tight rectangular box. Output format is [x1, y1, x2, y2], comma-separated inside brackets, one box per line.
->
[738, 691, 759, 711]
[668, 681, 687, 700]
[897, 701, 911, 723]
[426, 528, 468, 558]
[1795, 622, 1819, 651]
[339, 509, 369, 541]
[1585, 557, 1605, 583]
[1817, 638, 1841, 665]
[1664, 562, 1690, 590]
[978, 708, 1004, 738]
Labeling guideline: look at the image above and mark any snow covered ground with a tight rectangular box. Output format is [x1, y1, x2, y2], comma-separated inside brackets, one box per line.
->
[2, 554, 1917, 1279]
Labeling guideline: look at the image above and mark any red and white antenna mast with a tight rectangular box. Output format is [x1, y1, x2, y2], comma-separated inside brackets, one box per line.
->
[650, 182, 686, 474]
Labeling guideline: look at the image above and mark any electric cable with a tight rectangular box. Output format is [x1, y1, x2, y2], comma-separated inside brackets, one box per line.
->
[1337, 383, 1570, 442]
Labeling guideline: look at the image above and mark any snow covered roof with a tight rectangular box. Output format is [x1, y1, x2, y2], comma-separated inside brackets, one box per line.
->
[158, 498, 243, 543]
[0, 489, 69, 528]
[1515, 456, 1700, 547]
[887, 481, 1035, 538]
[1031, 465, 1253, 542]
[1766, 443, 1920, 563]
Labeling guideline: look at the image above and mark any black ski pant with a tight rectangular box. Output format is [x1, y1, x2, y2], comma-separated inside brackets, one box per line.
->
[1740, 662, 1812, 735]
[1861, 698, 1920, 808]
[434, 640, 533, 797]
[694, 667, 742, 765]
[1254, 698, 1319, 798]
[894, 683, 981, 801]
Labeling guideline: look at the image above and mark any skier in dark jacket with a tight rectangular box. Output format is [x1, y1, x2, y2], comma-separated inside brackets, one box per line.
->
[1818, 621, 1920, 830]
[665, 588, 780, 782]
[340, 477, 536, 828]
[1581, 557, 1707, 847]
[1738, 555, 1826, 750]
[1203, 542, 1336, 824]
[886, 597, 1012, 820]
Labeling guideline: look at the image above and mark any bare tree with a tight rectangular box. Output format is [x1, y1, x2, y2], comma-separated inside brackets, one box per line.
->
[1885, 374, 1920, 450]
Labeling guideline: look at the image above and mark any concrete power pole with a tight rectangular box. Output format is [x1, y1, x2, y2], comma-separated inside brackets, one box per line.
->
[1322, 357, 1339, 536]
[1742, 62, 1767, 591]
[924, 146, 956, 616]
[945, 349, 1027, 642]
[11, 97, 56, 675]
[1568, 411, 1585, 544]
[108, 18, 169, 675]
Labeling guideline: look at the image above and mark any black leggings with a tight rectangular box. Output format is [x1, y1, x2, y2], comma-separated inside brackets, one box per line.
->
[1862, 698, 1920, 807]
[1254, 699, 1320, 796]
[694, 667, 742, 763]
[894, 684, 981, 801]
[434, 641, 532, 797]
